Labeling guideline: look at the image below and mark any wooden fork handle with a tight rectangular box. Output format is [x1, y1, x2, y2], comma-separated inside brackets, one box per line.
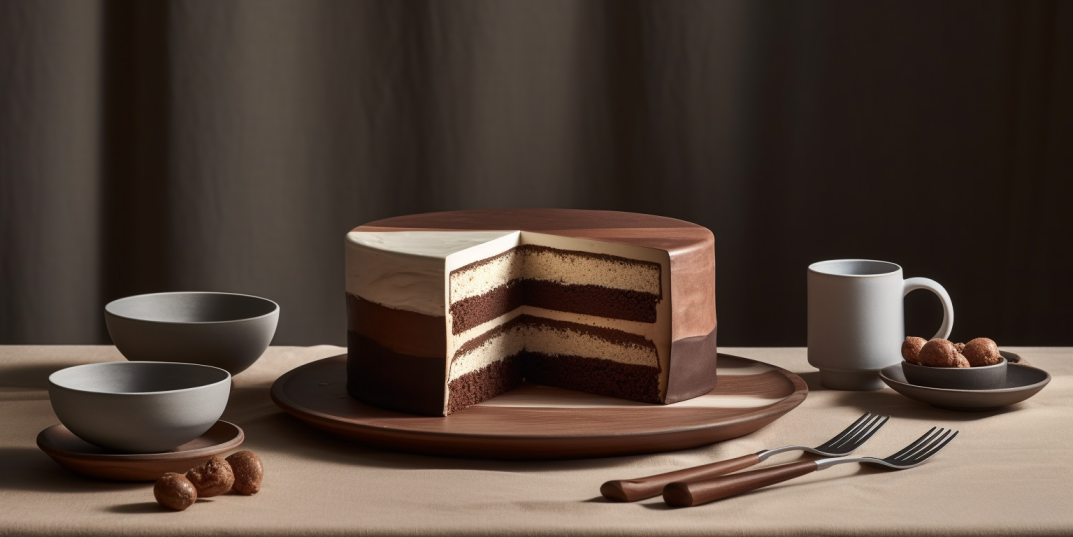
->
[600, 453, 760, 502]
[663, 460, 818, 507]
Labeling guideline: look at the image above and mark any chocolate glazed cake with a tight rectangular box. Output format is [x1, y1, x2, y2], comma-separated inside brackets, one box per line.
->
[345, 209, 717, 416]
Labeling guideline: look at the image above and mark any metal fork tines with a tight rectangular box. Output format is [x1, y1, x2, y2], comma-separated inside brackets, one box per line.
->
[664, 427, 959, 507]
[600, 412, 889, 502]
[758, 411, 890, 461]
[816, 427, 959, 470]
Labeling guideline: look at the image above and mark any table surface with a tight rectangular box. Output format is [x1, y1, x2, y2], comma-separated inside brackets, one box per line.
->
[2, 346, 1071, 536]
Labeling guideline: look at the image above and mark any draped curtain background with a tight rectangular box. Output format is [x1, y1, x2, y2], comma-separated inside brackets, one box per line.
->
[2, 0, 1071, 346]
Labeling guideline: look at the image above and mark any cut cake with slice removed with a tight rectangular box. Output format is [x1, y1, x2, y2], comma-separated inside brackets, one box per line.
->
[345, 209, 717, 416]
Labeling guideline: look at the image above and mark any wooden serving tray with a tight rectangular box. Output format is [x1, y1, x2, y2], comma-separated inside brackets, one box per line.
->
[271, 353, 806, 459]
[37, 421, 244, 481]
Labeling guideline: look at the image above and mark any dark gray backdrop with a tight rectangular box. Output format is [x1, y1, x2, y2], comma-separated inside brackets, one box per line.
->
[2, 0, 1071, 347]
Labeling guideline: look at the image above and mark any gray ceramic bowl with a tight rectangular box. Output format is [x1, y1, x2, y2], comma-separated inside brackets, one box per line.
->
[105, 292, 279, 375]
[880, 352, 1049, 411]
[901, 357, 1007, 390]
[48, 361, 231, 453]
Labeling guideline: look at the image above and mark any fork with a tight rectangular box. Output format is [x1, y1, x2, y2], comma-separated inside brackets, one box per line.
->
[600, 412, 889, 502]
[663, 427, 959, 507]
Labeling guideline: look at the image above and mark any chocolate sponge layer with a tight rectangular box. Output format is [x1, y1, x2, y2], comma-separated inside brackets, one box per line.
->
[450, 281, 659, 334]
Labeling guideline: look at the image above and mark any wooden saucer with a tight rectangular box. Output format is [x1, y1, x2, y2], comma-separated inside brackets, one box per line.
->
[271, 353, 807, 459]
[37, 421, 244, 481]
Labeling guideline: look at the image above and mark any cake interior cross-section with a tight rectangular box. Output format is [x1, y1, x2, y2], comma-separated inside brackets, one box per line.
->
[345, 210, 717, 417]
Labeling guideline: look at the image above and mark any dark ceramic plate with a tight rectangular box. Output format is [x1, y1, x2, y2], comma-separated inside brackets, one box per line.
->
[879, 352, 1050, 411]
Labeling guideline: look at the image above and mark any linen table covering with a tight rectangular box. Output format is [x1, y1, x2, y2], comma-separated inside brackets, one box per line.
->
[1, 346, 1070, 536]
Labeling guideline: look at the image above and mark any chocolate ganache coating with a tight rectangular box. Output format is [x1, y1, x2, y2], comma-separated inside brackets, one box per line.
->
[346, 209, 717, 415]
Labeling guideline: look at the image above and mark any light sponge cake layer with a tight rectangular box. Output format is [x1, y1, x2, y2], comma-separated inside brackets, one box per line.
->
[449, 315, 659, 381]
[449, 245, 662, 333]
[446, 315, 661, 412]
[450, 245, 660, 302]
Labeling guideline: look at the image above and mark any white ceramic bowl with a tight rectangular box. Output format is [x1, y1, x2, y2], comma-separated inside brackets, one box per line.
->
[48, 361, 231, 453]
[105, 292, 279, 375]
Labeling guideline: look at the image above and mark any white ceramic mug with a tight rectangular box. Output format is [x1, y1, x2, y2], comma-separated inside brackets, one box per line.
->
[807, 259, 953, 390]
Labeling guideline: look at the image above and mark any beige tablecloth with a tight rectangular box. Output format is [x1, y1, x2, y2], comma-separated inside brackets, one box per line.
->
[1, 346, 1071, 536]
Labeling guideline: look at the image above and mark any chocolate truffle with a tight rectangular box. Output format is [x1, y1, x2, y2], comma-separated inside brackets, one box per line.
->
[963, 338, 1002, 367]
[226, 450, 264, 495]
[901, 337, 927, 365]
[918, 339, 969, 368]
[154, 472, 197, 511]
[186, 456, 234, 498]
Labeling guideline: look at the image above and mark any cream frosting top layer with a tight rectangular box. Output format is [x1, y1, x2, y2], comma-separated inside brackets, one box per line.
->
[345, 230, 519, 316]
[347, 230, 517, 259]
[347, 229, 671, 318]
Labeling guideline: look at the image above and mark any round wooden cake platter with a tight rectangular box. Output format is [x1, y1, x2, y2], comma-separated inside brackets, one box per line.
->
[271, 353, 807, 459]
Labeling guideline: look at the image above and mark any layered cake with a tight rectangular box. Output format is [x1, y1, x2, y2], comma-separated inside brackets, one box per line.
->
[345, 209, 717, 416]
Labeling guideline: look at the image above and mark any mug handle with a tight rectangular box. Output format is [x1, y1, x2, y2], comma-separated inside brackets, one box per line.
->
[903, 277, 954, 340]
